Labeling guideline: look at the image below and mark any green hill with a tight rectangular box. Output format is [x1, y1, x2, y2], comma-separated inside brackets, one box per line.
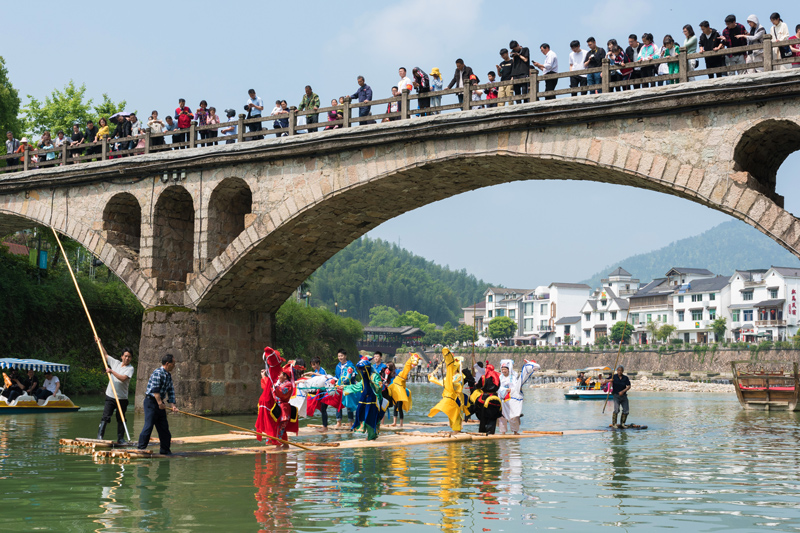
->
[307, 237, 493, 325]
[581, 220, 800, 288]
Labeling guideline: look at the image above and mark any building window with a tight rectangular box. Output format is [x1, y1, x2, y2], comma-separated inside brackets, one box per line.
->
[743, 292, 753, 301]
[584, 313, 591, 322]
[509, 310, 516, 319]
[488, 310, 493, 318]
[732, 310, 740, 322]
[524, 302, 534, 315]
[540, 303, 547, 314]
[646, 314, 652, 323]
[487, 295, 493, 303]
[611, 311, 617, 320]
[631, 313, 639, 325]
[678, 311, 685, 322]
[769, 289, 778, 299]
[743, 310, 753, 321]
[600, 313, 605, 321]
[524, 318, 534, 331]
[584, 330, 590, 338]
[496, 309, 505, 317]
[600, 299, 607, 306]
[710, 293, 716, 301]
[564, 325, 571, 335]
[678, 295, 684, 303]
[692, 310, 702, 321]
[709, 309, 716, 320]
[691, 294, 701, 302]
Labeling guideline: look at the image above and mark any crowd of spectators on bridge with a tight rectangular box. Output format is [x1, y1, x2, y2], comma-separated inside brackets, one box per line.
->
[3, 11, 800, 171]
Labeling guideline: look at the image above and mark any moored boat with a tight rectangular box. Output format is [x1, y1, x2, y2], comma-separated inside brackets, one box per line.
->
[731, 360, 800, 411]
[0, 358, 80, 413]
[564, 366, 612, 400]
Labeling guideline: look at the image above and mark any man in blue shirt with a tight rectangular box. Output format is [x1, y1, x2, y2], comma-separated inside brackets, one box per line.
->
[137, 354, 178, 455]
[371, 351, 387, 375]
[245, 89, 264, 140]
[334, 349, 356, 427]
[310, 357, 330, 431]
[350, 76, 374, 125]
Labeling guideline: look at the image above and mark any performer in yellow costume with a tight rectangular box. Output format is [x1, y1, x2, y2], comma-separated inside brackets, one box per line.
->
[427, 348, 465, 432]
[387, 353, 419, 426]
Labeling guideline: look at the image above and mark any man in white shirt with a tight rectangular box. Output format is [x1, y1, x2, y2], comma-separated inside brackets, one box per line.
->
[97, 344, 135, 443]
[39, 371, 60, 399]
[220, 109, 238, 144]
[397, 67, 413, 93]
[533, 43, 559, 100]
[568, 40, 588, 96]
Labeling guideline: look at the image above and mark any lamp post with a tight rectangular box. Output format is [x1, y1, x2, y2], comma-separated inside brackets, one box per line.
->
[303, 291, 311, 307]
[334, 301, 338, 315]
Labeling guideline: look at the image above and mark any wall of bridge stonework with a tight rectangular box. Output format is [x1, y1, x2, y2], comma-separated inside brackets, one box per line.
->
[136, 306, 274, 414]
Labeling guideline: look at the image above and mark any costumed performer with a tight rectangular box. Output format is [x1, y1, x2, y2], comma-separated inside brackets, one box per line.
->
[349, 357, 384, 440]
[498, 359, 540, 435]
[334, 349, 357, 427]
[470, 362, 503, 435]
[427, 348, 466, 432]
[255, 347, 299, 449]
[387, 353, 419, 427]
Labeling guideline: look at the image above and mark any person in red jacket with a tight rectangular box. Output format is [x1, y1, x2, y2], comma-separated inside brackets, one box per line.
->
[173, 98, 194, 149]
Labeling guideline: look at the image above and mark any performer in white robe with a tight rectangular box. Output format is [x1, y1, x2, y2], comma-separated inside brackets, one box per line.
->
[498, 359, 540, 434]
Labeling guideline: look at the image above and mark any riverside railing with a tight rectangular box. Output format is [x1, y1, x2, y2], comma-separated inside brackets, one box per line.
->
[2, 36, 796, 174]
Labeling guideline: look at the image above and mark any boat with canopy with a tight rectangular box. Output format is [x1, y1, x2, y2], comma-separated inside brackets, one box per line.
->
[0, 358, 81, 413]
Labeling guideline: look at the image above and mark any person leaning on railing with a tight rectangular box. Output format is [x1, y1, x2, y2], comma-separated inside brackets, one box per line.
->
[636, 33, 658, 88]
[736, 15, 766, 74]
[770, 13, 792, 71]
[661, 35, 680, 85]
[69, 123, 84, 161]
[792, 25, 800, 68]
[698, 21, 726, 78]
[720, 14, 748, 75]
[5, 131, 20, 171]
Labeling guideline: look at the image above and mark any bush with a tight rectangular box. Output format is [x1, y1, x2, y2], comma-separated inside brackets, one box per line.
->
[670, 339, 684, 346]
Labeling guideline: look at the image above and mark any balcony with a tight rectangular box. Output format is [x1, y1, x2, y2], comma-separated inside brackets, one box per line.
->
[538, 326, 554, 333]
[755, 320, 787, 327]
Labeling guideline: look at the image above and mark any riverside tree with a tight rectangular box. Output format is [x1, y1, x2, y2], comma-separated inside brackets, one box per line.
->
[711, 318, 727, 342]
[0, 56, 21, 156]
[609, 321, 633, 344]
[21, 81, 126, 137]
[368, 305, 400, 326]
[657, 324, 677, 343]
[487, 316, 517, 342]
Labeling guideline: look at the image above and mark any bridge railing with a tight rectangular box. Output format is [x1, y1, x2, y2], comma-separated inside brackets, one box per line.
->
[1, 35, 796, 174]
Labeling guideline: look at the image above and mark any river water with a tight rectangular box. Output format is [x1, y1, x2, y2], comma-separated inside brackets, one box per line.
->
[2, 385, 800, 532]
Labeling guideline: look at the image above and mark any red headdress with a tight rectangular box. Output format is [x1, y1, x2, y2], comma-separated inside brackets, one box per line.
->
[484, 363, 500, 387]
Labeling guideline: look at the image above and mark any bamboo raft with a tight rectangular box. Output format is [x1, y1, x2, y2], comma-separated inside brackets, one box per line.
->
[67, 429, 602, 462]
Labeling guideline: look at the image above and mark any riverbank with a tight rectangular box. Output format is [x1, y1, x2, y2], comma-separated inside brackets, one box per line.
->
[532, 378, 734, 393]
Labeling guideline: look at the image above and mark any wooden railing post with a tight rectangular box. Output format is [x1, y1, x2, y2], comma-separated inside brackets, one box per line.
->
[101, 138, 108, 160]
[530, 70, 539, 101]
[189, 121, 197, 148]
[400, 89, 409, 120]
[763, 33, 773, 71]
[601, 58, 610, 93]
[462, 82, 471, 111]
[61, 140, 68, 163]
[23, 145, 29, 172]
[679, 51, 689, 83]
[144, 128, 151, 154]
[237, 114, 245, 143]
[288, 108, 296, 136]
[343, 100, 351, 128]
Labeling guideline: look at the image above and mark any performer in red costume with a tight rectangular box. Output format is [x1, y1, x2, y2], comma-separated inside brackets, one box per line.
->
[255, 347, 299, 448]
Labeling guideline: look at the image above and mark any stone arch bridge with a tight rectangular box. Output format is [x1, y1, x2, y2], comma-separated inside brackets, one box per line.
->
[1, 71, 799, 413]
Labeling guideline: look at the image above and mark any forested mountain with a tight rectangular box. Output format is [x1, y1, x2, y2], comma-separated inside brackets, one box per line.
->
[307, 237, 493, 325]
[582, 220, 800, 288]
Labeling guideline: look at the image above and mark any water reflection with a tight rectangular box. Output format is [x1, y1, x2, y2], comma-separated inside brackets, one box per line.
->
[253, 454, 296, 533]
[135, 461, 173, 532]
[93, 463, 129, 532]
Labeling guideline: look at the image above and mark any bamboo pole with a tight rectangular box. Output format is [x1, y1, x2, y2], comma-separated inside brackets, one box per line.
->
[50, 227, 130, 441]
[602, 317, 632, 414]
[175, 409, 312, 451]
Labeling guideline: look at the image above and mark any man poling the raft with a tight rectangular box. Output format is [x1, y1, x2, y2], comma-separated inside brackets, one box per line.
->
[255, 347, 299, 449]
[470, 362, 503, 435]
[427, 348, 467, 432]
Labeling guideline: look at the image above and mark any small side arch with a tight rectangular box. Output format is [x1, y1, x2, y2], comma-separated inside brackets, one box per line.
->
[733, 119, 800, 196]
[153, 186, 194, 289]
[102, 192, 141, 254]
[206, 177, 252, 261]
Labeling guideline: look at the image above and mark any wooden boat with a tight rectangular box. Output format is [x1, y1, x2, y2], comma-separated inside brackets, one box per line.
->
[731, 360, 800, 411]
[564, 366, 611, 400]
[0, 358, 80, 413]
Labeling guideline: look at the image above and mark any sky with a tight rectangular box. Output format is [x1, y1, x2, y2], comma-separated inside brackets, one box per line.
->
[4, 0, 798, 287]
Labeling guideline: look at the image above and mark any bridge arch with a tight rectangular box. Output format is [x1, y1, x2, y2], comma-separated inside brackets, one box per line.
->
[187, 135, 800, 312]
[102, 192, 141, 254]
[205, 177, 252, 262]
[733, 118, 800, 197]
[152, 185, 194, 290]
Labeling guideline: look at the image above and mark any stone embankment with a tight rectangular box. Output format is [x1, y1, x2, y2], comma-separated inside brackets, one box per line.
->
[532, 377, 733, 393]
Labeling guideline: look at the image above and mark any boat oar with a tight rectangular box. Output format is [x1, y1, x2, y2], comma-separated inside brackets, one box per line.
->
[50, 227, 130, 442]
[175, 409, 312, 451]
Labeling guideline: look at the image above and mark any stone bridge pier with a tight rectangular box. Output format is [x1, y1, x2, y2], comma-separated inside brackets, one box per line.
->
[1, 70, 800, 413]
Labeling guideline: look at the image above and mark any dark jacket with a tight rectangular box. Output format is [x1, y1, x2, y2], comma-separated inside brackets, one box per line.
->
[447, 66, 478, 89]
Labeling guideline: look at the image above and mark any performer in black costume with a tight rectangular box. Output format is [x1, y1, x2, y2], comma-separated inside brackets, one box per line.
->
[469, 363, 503, 435]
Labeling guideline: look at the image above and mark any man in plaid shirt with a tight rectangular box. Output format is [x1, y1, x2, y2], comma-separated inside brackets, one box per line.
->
[298, 85, 321, 133]
[137, 354, 178, 455]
